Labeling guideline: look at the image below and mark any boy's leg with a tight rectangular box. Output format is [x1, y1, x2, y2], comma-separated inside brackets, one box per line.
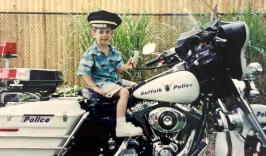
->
[99, 83, 143, 137]
[115, 88, 143, 137]
[116, 88, 129, 118]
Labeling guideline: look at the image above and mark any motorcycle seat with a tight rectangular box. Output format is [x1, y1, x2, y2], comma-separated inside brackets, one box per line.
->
[80, 88, 118, 105]
[79, 87, 138, 112]
[78, 88, 118, 117]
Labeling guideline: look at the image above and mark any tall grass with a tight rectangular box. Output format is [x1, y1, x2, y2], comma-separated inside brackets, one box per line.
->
[111, 15, 156, 81]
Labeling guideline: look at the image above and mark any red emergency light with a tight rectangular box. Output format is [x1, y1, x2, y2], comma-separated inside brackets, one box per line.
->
[0, 68, 30, 80]
[0, 42, 17, 58]
[0, 69, 16, 79]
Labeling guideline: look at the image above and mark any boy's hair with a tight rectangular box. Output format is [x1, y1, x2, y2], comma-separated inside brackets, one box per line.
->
[92, 27, 97, 32]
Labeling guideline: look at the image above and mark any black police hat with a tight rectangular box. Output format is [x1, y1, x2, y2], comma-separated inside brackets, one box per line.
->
[87, 10, 122, 29]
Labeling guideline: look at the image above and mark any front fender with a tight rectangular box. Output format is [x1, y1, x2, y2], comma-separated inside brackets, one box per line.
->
[215, 104, 266, 156]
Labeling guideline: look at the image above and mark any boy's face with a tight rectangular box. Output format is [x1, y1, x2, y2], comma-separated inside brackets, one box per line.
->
[92, 28, 113, 45]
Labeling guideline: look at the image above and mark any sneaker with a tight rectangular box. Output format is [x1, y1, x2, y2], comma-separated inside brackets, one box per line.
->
[116, 122, 143, 137]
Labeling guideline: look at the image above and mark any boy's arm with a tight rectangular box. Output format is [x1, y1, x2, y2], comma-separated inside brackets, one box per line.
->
[82, 76, 105, 96]
[117, 58, 137, 73]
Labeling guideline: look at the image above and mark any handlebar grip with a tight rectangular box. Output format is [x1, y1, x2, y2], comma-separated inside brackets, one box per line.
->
[145, 58, 160, 67]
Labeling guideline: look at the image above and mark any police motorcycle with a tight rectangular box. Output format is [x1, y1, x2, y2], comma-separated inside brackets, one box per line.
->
[71, 14, 266, 156]
[0, 42, 91, 156]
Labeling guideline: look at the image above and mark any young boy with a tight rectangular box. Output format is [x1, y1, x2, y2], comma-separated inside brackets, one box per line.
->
[77, 10, 143, 137]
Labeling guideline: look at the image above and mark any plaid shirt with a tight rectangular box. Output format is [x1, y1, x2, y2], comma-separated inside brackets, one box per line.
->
[77, 42, 124, 85]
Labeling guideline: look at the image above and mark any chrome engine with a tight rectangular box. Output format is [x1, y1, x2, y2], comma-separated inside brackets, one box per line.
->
[148, 107, 186, 133]
[148, 107, 187, 156]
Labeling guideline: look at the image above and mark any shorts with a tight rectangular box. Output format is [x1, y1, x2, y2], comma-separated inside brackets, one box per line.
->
[99, 79, 137, 98]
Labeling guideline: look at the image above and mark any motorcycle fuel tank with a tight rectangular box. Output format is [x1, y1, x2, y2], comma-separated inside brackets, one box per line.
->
[133, 71, 200, 103]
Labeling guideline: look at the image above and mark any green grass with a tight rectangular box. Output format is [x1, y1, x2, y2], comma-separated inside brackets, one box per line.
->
[111, 14, 156, 81]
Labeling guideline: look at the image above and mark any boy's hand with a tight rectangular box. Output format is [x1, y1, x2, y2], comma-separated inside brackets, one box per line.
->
[117, 58, 138, 73]
[92, 86, 106, 96]
[126, 58, 137, 69]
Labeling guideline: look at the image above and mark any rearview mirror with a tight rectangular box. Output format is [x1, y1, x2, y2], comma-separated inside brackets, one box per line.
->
[244, 62, 263, 80]
[142, 43, 156, 55]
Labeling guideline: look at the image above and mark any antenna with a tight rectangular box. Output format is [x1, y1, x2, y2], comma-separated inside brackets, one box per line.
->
[203, 0, 218, 20]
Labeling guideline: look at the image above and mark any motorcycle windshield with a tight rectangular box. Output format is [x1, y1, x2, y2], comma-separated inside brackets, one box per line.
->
[174, 8, 248, 80]
[172, 8, 216, 59]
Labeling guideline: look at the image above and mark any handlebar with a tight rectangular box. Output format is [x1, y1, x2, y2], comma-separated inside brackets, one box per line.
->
[145, 57, 161, 67]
